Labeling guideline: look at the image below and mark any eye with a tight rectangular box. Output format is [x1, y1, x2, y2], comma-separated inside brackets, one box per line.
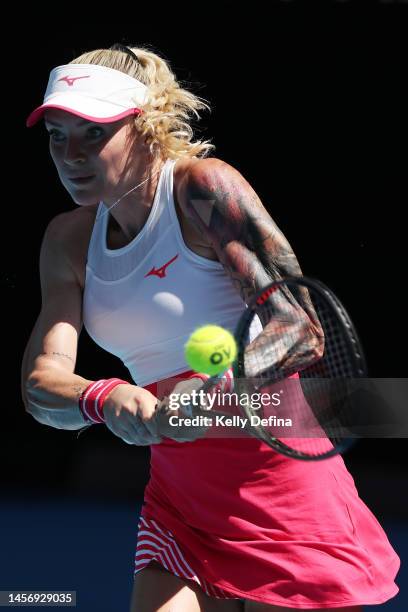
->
[87, 126, 105, 139]
[47, 128, 66, 143]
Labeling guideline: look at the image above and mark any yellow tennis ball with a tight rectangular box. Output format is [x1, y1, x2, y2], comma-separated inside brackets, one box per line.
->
[184, 325, 237, 376]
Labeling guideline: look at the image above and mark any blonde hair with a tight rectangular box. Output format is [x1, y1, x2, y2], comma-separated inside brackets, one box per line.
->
[70, 46, 214, 160]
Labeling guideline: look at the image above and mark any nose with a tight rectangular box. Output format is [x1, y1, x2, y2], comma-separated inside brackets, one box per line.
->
[63, 136, 86, 166]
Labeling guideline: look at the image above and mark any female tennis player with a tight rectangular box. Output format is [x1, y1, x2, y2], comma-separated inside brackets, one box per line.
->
[22, 44, 400, 611]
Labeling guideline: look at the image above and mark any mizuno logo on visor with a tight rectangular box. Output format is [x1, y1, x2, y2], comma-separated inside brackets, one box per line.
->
[58, 75, 91, 87]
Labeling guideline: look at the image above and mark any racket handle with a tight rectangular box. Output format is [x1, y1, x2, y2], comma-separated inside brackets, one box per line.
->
[154, 369, 235, 416]
[154, 376, 208, 419]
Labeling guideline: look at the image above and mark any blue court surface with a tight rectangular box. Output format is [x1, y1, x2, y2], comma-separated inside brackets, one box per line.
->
[0, 494, 406, 611]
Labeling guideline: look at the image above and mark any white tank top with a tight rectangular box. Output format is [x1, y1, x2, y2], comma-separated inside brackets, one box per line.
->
[83, 158, 252, 386]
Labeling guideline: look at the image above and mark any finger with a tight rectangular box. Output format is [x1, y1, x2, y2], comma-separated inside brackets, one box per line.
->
[142, 414, 164, 440]
[122, 417, 162, 445]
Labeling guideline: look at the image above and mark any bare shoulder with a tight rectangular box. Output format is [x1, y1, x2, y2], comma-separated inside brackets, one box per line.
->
[174, 157, 257, 218]
[172, 158, 228, 260]
[174, 157, 267, 244]
[45, 204, 98, 241]
[175, 157, 245, 195]
[43, 204, 98, 289]
[172, 156, 261, 261]
[175, 157, 249, 218]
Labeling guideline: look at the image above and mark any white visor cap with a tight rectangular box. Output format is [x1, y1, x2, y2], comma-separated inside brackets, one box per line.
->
[26, 63, 148, 127]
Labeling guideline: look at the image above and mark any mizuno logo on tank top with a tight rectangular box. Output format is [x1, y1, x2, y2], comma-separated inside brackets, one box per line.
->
[144, 254, 179, 279]
[57, 75, 91, 87]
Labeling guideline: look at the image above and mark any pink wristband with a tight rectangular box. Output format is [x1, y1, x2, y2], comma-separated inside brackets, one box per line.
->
[79, 378, 130, 424]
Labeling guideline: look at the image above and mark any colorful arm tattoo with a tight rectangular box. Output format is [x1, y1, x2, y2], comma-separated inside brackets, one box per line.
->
[181, 159, 323, 374]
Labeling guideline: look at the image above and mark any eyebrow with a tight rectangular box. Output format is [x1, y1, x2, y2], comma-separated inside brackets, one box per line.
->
[44, 118, 93, 127]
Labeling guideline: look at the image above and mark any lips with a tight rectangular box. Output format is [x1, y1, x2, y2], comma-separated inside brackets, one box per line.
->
[68, 175, 95, 184]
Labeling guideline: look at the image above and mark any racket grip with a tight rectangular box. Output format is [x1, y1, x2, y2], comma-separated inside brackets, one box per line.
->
[154, 376, 207, 418]
[154, 368, 234, 419]
[155, 397, 168, 414]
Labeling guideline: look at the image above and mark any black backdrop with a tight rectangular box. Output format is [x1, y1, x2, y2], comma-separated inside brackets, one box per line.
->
[2, 2, 407, 519]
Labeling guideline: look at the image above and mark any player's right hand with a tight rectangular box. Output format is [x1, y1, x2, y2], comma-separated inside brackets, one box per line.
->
[102, 384, 163, 445]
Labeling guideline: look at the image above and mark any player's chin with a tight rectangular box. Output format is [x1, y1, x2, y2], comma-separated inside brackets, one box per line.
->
[71, 198, 100, 208]
[68, 188, 100, 207]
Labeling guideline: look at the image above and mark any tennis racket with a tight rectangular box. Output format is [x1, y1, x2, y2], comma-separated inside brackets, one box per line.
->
[156, 276, 367, 460]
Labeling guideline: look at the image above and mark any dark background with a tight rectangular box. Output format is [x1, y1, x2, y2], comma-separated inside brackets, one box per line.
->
[1, 2, 407, 610]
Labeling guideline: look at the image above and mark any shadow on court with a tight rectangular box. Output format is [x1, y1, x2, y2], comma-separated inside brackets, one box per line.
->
[0, 494, 405, 611]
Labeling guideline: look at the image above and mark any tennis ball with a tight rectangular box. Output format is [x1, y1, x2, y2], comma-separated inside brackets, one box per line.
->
[184, 325, 237, 376]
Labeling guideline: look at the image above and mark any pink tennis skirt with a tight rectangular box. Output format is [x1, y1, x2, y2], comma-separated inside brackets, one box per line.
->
[134, 371, 400, 608]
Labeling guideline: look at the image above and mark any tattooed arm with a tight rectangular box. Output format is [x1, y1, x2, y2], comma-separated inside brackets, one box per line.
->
[178, 158, 323, 376]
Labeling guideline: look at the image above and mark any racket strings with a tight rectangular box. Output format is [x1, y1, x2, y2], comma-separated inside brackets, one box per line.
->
[240, 282, 362, 458]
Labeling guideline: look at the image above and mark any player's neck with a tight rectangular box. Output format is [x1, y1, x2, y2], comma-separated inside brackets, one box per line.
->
[106, 155, 165, 241]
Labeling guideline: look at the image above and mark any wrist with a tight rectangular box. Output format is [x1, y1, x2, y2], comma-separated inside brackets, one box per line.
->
[79, 378, 130, 424]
